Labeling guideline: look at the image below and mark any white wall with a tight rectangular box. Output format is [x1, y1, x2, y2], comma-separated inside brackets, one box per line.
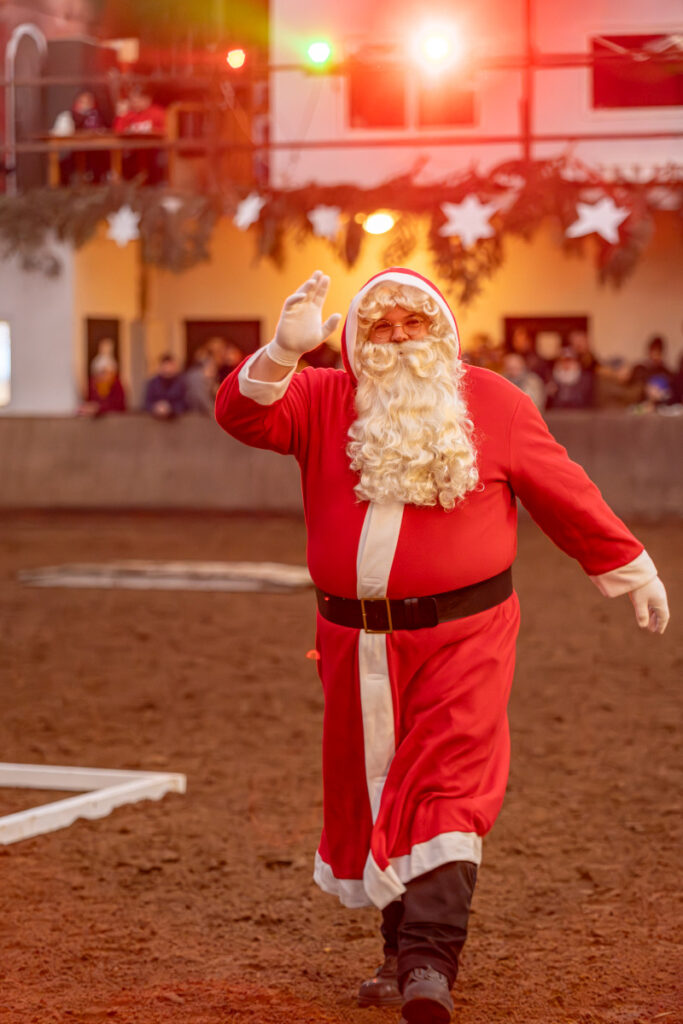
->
[533, 0, 683, 170]
[269, 0, 683, 186]
[0, 241, 78, 414]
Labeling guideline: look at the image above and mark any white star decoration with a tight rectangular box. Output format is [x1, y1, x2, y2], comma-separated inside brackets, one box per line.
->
[233, 192, 266, 230]
[566, 197, 630, 244]
[307, 204, 342, 240]
[438, 195, 498, 248]
[106, 205, 141, 247]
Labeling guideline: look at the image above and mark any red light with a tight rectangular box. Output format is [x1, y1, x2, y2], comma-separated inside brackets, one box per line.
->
[227, 48, 246, 69]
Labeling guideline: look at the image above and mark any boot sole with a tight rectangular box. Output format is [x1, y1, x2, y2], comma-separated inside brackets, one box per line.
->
[402, 995, 452, 1024]
[357, 993, 403, 1007]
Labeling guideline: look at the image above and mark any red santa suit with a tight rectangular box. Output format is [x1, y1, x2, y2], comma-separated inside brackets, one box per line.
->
[215, 268, 657, 911]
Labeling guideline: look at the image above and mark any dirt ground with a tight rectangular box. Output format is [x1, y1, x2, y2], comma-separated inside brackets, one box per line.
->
[0, 511, 681, 1024]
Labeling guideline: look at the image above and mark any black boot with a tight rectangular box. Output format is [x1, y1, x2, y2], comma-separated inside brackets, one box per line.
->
[401, 965, 453, 1023]
[397, 861, 478, 991]
[357, 952, 402, 1006]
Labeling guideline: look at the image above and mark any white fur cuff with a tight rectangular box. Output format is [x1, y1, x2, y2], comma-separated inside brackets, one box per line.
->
[266, 339, 300, 366]
[589, 550, 658, 598]
[237, 350, 296, 406]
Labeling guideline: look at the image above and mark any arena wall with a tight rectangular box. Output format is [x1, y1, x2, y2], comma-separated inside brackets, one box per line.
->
[0, 412, 680, 521]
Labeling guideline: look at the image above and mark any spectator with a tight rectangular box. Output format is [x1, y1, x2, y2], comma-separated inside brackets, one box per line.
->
[627, 335, 675, 405]
[546, 347, 593, 409]
[672, 353, 683, 405]
[502, 352, 546, 411]
[508, 325, 550, 382]
[567, 329, 599, 406]
[114, 86, 167, 184]
[72, 90, 109, 133]
[78, 350, 126, 417]
[113, 85, 166, 134]
[52, 90, 111, 184]
[207, 337, 244, 385]
[144, 354, 187, 419]
[300, 340, 341, 370]
[465, 332, 504, 372]
[184, 347, 217, 415]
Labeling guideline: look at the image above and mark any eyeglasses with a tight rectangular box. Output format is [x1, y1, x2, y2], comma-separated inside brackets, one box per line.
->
[369, 315, 428, 341]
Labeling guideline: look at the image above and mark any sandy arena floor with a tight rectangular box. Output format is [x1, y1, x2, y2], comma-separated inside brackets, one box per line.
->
[0, 511, 681, 1024]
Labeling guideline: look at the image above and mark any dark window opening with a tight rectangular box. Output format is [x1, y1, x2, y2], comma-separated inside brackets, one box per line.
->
[504, 315, 590, 360]
[348, 57, 406, 128]
[417, 75, 475, 128]
[592, 34, 683, 109]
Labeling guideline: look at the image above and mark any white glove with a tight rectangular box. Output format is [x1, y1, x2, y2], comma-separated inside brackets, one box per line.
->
[267, 271, 341, 366]
[629, 576, 669, 634]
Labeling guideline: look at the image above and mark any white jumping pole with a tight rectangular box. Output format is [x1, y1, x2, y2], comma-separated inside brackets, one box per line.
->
[0, 763, 186, 845]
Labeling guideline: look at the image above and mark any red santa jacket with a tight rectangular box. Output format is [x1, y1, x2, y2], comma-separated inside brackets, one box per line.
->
[215, 267, 654, 600]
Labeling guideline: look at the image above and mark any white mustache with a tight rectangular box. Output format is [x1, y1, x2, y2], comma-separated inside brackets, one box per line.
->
[359, 336, 455, 382]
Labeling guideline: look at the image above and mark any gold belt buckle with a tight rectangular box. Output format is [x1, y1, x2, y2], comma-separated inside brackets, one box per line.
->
[360, 596, 393, 634]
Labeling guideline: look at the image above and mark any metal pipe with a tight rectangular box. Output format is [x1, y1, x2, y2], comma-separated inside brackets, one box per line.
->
[4, 129, 681, 157]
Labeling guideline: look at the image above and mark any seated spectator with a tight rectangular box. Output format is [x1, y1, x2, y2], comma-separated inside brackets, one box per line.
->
[502, 352, 546, 411]
[144, 354, 187, 419]
[207, 337, 244, 385]
[78, 350, 126, 417]
[114, 86, 167, 184]
[546, 347, 593, 409]
[627, 335, 675, 405]
[113, 85, 166, 134]
[184, 347, 217, 416]
[508, 325, 551, 382]
[72, 90, 109, 133]
[53, 89, 111, 184]
[465, 332, 504, 372]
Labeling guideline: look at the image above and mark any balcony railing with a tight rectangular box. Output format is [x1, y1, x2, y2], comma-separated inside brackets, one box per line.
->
[1, 70, 266, 194]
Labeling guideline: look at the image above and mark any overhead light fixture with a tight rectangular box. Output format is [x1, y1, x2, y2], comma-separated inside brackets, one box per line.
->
[226, 48, 247, 69]
[412, 21, 465, 72]
[362, 211, 396, 235]
[307, 40, 333, 66]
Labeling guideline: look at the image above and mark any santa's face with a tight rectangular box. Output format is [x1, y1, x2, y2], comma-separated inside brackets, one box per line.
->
[367, 305, 430, 345]
[348, 297, 478, 509]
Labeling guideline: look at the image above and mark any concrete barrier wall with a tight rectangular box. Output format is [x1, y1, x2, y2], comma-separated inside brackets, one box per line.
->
[0, 412, 681, 520]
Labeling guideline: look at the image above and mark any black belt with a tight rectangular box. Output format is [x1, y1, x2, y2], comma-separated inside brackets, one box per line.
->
[316, 567, 513, 634]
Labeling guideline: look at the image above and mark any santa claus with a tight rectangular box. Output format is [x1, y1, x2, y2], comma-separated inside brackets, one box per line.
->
[215, 269, 669, 1024]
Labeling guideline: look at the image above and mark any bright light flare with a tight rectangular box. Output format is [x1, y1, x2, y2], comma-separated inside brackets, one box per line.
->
[362, 211, 396, 235]
[226, 48, 246, 69]
[307, 40, 332, 65]
[412, 23, 465, 72]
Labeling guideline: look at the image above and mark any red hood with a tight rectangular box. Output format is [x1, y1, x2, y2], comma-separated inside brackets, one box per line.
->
[340, 267, 461, 381]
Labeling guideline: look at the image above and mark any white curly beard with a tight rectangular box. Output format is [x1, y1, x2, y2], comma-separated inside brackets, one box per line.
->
[347, 335, 479, 509]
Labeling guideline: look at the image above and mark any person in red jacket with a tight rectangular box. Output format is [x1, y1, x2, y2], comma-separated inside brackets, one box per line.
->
[113, 86, 166, 184]
[113, 86, 166, 135]
[215, 269, 669, 1024]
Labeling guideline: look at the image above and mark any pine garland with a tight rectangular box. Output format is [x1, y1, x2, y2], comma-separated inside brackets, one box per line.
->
[0, 156, 680, 303]
[0, 183, 221, 275]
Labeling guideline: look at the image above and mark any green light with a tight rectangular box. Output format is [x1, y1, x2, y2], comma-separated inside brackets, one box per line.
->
[307, 40, 332, 65]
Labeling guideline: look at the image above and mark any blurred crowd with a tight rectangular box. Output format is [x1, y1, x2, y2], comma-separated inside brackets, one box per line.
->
[463, 328, 683, 413]
[78, 336, 243, 420]
[78, 329, 683, 420]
